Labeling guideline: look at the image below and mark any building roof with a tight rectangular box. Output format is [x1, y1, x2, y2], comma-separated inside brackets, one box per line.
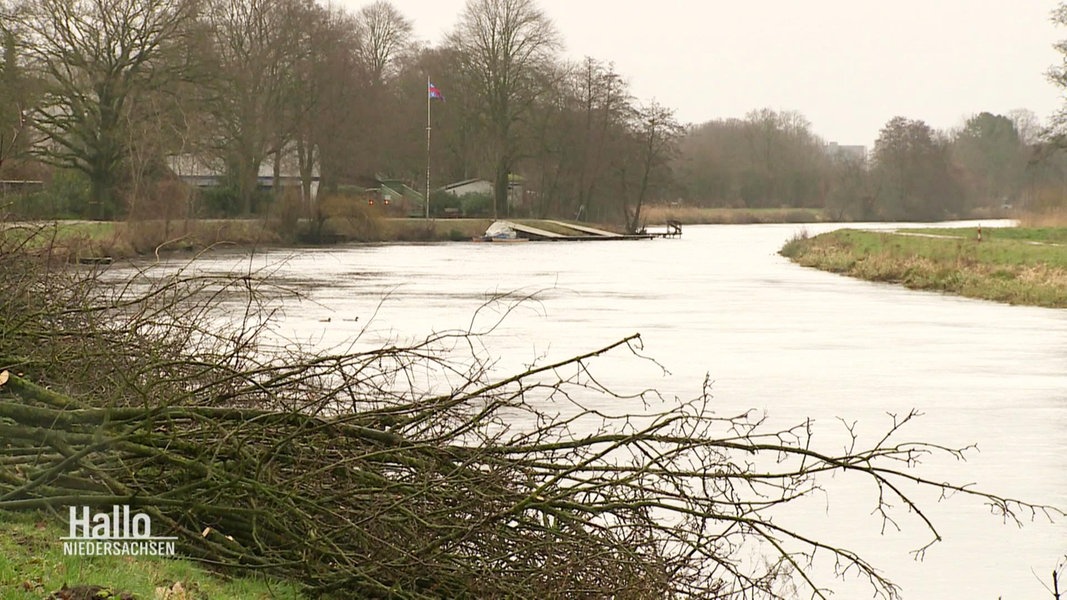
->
[166, 153, 319, 180]
[441, 178, 487, 191]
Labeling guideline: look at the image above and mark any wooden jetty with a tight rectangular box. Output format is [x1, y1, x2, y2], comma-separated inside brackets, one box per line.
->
[508, 222, 569, 239]
[476, 220, 681, 242]
[656, 220, 684, 238]
[546, 221, 622, 238]
[77, 256, 114, 265]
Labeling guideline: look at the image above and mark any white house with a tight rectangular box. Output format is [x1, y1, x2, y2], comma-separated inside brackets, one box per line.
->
[440, 177, 526, 210]
[441, 178, 493, 197]
[167, 148, 320, 201]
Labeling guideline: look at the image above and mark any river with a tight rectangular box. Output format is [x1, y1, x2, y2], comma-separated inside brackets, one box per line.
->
[116, 221, 1066, 598]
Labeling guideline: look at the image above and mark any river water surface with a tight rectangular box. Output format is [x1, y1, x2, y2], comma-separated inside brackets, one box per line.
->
[120, 221, 1065, 598]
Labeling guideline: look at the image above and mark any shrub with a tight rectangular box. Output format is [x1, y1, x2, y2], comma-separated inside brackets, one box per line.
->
[308, 194, 384, 242]
[429, 190, 462, 218]
[10, 169, 91, 219]
[198, 185, 242, 217]
[460, 192, 493, 217]
[267, 188, 305, 243]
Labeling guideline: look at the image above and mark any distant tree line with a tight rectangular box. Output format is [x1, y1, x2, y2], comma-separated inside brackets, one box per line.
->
[0, 0, 681, 230]
[675, 108, 1067, 221]
[2, 0, 1067, 225]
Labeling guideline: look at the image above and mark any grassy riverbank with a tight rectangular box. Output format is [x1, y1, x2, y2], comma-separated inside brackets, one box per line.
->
[0, 510, 302, 600]
[780, 228, 1067, 308]
[2, 208, 833, 260]
[1, 220, 278, 260]
[2, 217, 669, 260]
[0, 218, 498, 260]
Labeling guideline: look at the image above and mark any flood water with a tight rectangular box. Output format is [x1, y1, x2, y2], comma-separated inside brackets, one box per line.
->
[116, 221, 1066, 598]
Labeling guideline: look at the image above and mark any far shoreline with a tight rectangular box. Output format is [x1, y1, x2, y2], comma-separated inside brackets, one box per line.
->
[3, 206, 1028, 262]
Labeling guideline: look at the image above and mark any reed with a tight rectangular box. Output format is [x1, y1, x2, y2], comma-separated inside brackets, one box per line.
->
[641, 205, 823, 225]
[1018, 209, 1067, 228]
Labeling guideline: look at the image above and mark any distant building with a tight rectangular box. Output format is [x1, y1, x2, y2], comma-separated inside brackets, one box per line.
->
[826, 142, 867, 162]
[0, 180, 44, 197]
[440, 177, 525, 210]
[167, 148, 320, 201]
[441, 178, 493, 197]
[375, 176, 425, 216]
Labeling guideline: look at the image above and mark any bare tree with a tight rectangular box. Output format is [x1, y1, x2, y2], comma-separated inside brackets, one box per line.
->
[348, 2, 422, 183]
[201, 0, 314, 215]
[951, 112, 1027, 207]
[617, 102, 682, 233]
[449, 0, 560, 218]
[1049, 3, 1067, 136]
[824, 153, 875, 221]
[1008, 108, 1043, 146]
[409, 47, 489, 190]
[2, 0, 198, 219]
[548, 58, 632, 221]
[0, 29, 31, 175]
[673, 110, 831, 210]
[872, 116, 964, 220]
[739, 109, 827, 208]
[524, 61, 575, 217]
[572, 59, 630, 220]
[354, 0, 412, 86]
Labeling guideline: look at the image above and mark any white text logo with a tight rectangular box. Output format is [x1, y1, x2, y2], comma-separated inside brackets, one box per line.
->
[62, 505, 177, 556]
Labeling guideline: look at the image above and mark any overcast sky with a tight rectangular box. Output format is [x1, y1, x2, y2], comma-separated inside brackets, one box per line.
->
[346, 0, 1064, 147]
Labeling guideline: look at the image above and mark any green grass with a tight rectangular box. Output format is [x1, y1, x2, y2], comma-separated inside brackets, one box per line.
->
[0, 219, 286, 260]
[780, 228, 1067, 308]
[898, 226, 1067, 244]
[1, 221, 118, 246]
[2, 218, 623, 256]
[0, 221, 131, 262]
[0, 510, 303, 600]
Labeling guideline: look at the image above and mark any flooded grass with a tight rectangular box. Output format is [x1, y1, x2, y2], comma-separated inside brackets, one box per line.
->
[780, 229, 1067, 308]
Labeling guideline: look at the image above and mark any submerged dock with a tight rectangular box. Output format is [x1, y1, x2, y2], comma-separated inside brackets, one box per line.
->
[477, 220, 681, 242]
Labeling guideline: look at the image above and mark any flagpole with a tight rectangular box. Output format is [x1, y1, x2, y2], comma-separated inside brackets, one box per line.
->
[425, 76, 431, 220]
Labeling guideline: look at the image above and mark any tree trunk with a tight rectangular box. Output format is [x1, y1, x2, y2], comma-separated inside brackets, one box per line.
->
[297, 137, 315, 216]
[89, 169, 115, 221]
[493, 157, 510, 219]
[235, 157, 259, 216]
